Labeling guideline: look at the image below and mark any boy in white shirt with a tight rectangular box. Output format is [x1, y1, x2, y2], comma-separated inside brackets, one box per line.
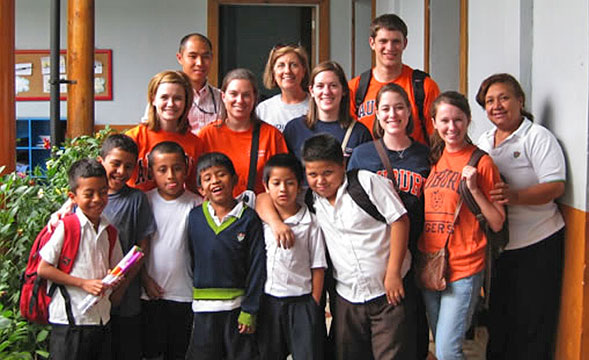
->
[38, 158, 124, 360]
[256, 153, 326, 360]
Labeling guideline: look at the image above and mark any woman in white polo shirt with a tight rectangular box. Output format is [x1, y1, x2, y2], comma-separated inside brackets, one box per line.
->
[476, 73, 566, 360]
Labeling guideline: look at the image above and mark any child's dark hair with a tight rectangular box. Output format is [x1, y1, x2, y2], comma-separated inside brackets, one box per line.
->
[196, 152, 237, 187]
[263, 153, 304, 185]
[147, 141, 187, 168]
[301, 134, 344, 165]
[100, 134, 139, 160]
[68, 158, 107, 192]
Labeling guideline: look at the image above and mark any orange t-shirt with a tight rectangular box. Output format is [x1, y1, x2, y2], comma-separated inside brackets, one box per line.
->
[125, 124, 204, 194]
[198, 120, 288, 196]
[419, 144, 500, 282]
[348, 65, 440, 145]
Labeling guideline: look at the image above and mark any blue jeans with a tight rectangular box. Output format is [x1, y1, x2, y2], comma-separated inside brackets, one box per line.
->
[422, 271, 483, 360]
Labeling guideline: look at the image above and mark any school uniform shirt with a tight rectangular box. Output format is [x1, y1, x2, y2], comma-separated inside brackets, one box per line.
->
[142, 189, 202, 303]
[198, 120, 288, 196]
[282, 116, 373, 160]
[255, 94, 310, 132]
[263, 204, 327, 297]
[348, 65, 440, 145]
[312, 170, 411, 303]
[477, 119, 566, 250]
[420, 144, 500, 282]
[39, 208, 124, 325]
[125, 124, 204, 194]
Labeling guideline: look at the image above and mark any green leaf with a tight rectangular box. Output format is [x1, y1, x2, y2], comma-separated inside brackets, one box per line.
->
[36, 329, 48, 343]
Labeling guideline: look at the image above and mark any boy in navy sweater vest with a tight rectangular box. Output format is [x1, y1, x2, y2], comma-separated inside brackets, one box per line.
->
[186, 152, 266, 360]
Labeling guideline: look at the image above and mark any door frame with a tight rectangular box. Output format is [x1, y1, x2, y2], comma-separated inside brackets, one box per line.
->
[207, 0, 330, 86]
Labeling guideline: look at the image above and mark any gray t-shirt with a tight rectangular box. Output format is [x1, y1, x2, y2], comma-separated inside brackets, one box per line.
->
[255, 93, 309, 132]
[104, 185, 156, 317]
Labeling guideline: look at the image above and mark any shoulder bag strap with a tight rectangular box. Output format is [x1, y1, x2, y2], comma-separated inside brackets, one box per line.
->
[247, 122, 261, 191]
[341, 121, 356, 153]
[443, 197, 463, 249]
[373, 139, 397, 189]
[412, 69, 430, 146]
[355, 70, 372, 116]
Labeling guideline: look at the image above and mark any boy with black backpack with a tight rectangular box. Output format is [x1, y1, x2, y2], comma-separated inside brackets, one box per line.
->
[37, 158, 124, 360]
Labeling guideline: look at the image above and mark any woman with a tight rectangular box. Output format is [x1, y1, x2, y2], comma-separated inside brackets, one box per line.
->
[126, 70, 204, 194]
[256, 44, 311, 132]
[476, 74, 566, 360]
[420, 91, 505, 360]
[198, 68, 288, 197]
[283, 61, 372, 161]
[348, 83, 430, 359]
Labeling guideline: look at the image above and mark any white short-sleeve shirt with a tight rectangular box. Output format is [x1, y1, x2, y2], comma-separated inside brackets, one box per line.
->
[255, 94, 309, 132]
[312, 170, 411, 303]
[263, 204, 327, 297]
[477, 119, 566, 249]
[39, 208, 123, 325]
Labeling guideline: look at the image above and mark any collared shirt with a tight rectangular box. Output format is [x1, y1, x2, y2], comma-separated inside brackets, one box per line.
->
[263, 205, 327, 297]
[188, 83, 222, 134]
[477, 119, 566, 249]
[40, 208, 123, 325]
[312, 170, 411, 303]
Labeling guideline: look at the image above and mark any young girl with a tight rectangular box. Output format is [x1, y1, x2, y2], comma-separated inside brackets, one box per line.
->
[347, 83, 430, 359]
[420, 91, 504, 360]
[198, 68, 288, 198]
[282, 61, 372, 162]
[126, 70, 204, 194]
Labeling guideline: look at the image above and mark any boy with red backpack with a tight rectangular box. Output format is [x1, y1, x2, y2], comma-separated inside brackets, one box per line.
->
[37, 158, 124, 360]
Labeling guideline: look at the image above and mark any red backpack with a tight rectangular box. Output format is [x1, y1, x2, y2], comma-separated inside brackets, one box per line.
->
[19, 213, 117, 325]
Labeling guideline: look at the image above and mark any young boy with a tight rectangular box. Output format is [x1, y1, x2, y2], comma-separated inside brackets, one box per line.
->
[140, 141, 201, 360]
[38, 158, 124, 360]
[256, 153, 327, 360]
[301, 134, 415, 360]
[185, 152, 266, 360]
[97, 134, 156, 360]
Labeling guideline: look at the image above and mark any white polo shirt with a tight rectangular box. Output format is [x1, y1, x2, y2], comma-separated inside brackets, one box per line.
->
[477, 119, 565, 250]
[263, 204, 327, 297]
[312, 170, 411, 303]
[40, 208, 123, 325]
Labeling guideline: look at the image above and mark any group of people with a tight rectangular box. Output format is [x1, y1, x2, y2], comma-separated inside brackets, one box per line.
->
[36, 12, 566, 360]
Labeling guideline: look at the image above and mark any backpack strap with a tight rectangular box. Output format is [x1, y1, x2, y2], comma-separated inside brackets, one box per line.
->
[304, 187, 316, 214]
[412, 69, 430, 146]
[346, 169, 386, 223]
[458, 148, 488, 221]
[56, 213, 82, 326]
[354, 70, 372, 116]
[247, 122, 261, 191]
[105, 225, 118, 260]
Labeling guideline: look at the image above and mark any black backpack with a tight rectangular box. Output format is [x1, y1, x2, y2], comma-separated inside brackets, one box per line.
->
[304, 169, 386, 223]
[354, 69, 430, 146]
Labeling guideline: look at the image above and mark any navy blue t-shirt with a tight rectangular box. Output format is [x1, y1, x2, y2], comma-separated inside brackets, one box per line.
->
[283, 115, 373, 160]
[348, 139, 430, 254]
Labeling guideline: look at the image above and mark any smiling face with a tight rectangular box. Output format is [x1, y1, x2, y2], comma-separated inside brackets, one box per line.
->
[309, 70, 343, 120]
[264, 167, 300, 212]
[177, 37, 213, 89]
[432, 103, 470, 152]
[152, 83, 187, 130]
[273, 52, 305, 93]
[484, 82, 524, 133]
[304, 160, 345, 204]
[369, 28, 407, 70]
[150, 151, 187, 200]
[377, 90, 411, 137]
[198, 165, 236, 207]
[222, 79, 256, 125]
[69, 176, 109, 226]
[98, 148, 136, 194]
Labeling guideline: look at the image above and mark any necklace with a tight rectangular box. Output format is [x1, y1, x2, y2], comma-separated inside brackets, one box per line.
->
[393, 148, 407, 159]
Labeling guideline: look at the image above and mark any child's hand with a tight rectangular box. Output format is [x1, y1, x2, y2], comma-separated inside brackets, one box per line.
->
[142, 274, 164, 299]
[384, 273, 404, 306]
[238, 323, 255, 334]
[462, 165, 479, 192]
[81, 279, 106, 296]
[270, 221, 295, 249]
[47, 199, 75, 233]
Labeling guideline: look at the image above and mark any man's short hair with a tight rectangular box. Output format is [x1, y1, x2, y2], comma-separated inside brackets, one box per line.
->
[147, 141, 187, 168]
[263, 153, 304, 185]
[196, 152, 237, 187]
[301, 134, 344, 165]
[179, 33, 213, 53]
[370, 14, 408, 39]
[68, 158, 107, 193]
[100, 134, 139, 160]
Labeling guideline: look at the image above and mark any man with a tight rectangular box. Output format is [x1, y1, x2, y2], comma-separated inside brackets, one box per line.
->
[143, 33, 222, 134]
[349, 14, 440, 146]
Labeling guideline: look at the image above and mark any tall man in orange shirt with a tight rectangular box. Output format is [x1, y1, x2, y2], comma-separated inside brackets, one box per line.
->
[348, 14, 440, 146]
